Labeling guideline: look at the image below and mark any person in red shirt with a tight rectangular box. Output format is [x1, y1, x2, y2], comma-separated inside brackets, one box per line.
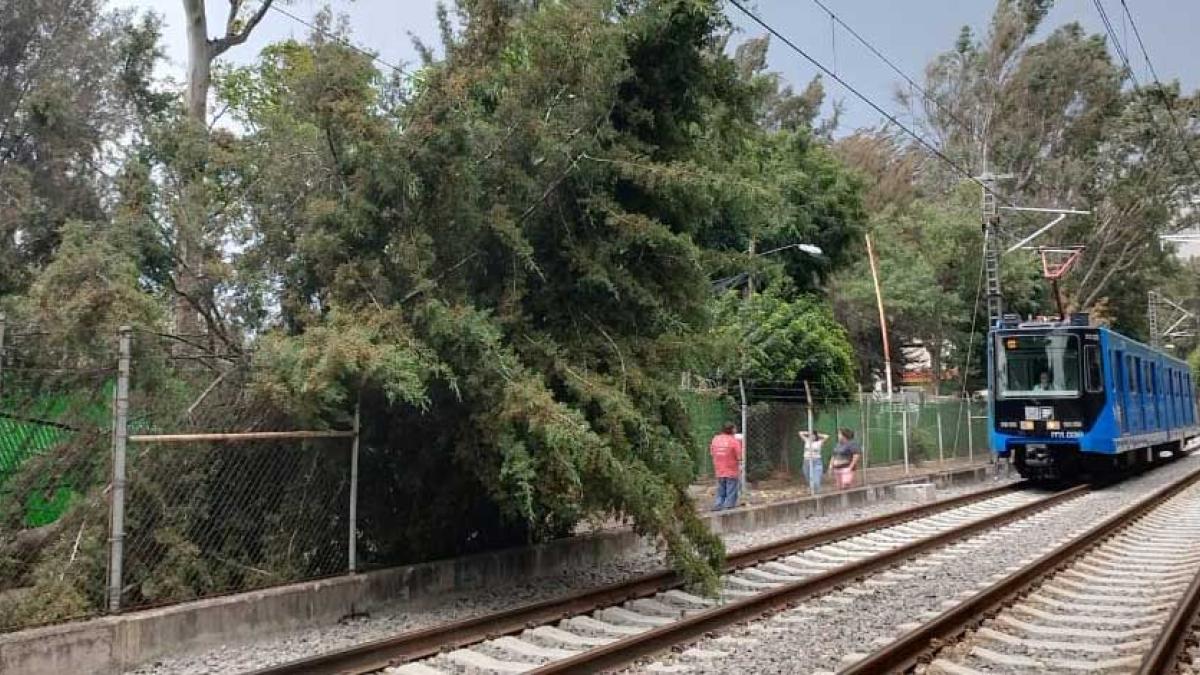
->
[710, 422, 743, 510]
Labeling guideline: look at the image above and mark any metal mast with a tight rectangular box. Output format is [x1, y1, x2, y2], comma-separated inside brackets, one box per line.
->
[1149, 290, 1161, 347]
[979, 171, 1011, 327]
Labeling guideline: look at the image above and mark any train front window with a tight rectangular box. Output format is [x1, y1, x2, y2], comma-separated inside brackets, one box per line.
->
[996, 334, 1081, 398]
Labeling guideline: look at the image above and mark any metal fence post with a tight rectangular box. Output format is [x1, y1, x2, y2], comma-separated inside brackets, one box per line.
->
[0, 312, 6, 396]
[348, 397, 361, 574]
[738, 378, 749, 504]
[901, 402, 910, 474]
[967, 402, 975, 464]
[936, 405, 944, 465]
[108, 326, 132, 613]
[860, 388, 870, 487]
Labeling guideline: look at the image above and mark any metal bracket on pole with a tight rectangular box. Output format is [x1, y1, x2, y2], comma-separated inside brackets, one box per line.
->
[1149, 290, 1197, 348]
[108, 326, 132, 613]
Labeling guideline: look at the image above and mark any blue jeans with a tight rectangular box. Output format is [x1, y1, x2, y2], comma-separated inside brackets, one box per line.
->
[804, 457, 823, 493]
[713, 477, 740, 510]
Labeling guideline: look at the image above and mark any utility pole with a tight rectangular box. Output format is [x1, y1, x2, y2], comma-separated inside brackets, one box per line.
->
[978, 171, 1012, 327]
[864, 234, 894, 398]
[866, 233, 908, 474]
[1149, 290, 1161, 348]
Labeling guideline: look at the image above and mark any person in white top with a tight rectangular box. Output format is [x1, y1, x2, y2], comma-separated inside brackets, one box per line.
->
[798, 430, 830, 494]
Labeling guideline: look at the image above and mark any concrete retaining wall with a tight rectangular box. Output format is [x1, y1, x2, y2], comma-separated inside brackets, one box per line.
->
[0, 463, 990, 674]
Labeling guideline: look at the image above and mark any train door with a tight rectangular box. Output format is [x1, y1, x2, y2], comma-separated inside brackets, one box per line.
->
[1185, 369, 1195, 422]
[1114, 351, 1128, 431]
[1166, 369, 1177, 430]
[1127, 355, 1144, 432]
[1145, 362, 1160, 431]
[1179, 372, 1188, 427]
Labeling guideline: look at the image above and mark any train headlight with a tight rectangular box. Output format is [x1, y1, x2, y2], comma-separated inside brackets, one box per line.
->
[1019, 421, 1035, 431]
[1063, 421, 1083, 429]
[1045, 420, 1062, 430]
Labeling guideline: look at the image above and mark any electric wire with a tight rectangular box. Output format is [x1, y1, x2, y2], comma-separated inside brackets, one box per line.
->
[1092, 0, 1200, 186]
[1116, 0, 1200, 184]
[725, 0, 1014, 207]
[807, 0, 984, 150]
[265, 2, 406, 75]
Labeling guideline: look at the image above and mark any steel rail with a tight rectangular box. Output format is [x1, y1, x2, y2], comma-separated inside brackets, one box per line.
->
[1137, 544, 1200, 674]
[842, 464, 1200, 675]
[528, 485, 1086, 674]
[250, 482, 1022, 675]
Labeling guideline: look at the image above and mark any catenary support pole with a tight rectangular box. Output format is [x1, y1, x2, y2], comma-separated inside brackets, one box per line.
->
[108, 326, 132, 613]
[348, 396, 361, 573]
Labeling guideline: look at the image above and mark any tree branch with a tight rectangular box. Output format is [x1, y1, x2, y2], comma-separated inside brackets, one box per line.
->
[211, 0, 275, 56]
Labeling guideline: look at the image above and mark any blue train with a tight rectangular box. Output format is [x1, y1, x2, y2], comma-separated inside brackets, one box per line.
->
[988, 314, 1200, 481]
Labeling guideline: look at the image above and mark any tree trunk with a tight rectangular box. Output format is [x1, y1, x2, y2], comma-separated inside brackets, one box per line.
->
[929, 338, 943, 396]
[184, 0, 210, 124]
[177, 0, 210, 340]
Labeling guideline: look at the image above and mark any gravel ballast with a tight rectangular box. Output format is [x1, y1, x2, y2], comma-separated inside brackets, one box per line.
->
[622, 455, 1200, 675]
[127, 478, 1008, 674]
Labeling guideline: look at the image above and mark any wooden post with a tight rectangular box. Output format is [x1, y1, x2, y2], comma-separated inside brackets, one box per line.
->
[865, 234, 894, 404]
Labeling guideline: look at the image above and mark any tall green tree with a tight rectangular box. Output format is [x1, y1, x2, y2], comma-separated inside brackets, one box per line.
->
[917, 0, 1199, 334]
[0, 0, 162, 298]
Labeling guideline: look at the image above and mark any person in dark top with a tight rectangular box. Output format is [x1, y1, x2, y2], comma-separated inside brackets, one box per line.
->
[829, 427, 862, 490]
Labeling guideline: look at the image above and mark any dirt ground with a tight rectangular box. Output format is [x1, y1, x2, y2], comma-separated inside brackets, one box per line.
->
[573, 456, 997, 534]
[687, 456, 995, 509]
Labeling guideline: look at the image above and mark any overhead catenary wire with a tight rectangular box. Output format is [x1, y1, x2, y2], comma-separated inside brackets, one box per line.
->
[1115, 0, 1200, 185]
[265, 3, 406, 76]
[807, 0, 984, 150]
[725, 0, 1015, 208]
[1091, 0, 1200, 186]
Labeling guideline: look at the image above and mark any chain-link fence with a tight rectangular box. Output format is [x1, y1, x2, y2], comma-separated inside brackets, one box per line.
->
[685, 382, 989, 483]
[0, 323, 359, 634]
[0, 317, 116, 632]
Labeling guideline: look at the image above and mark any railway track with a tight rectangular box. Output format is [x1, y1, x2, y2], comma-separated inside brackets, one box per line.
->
[840, 464, 1200, 675]
[250, 482, 1083, 675]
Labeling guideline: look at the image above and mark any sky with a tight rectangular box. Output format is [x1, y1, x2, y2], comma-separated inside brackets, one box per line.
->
[113, 0, 1199, 131]
[112, 0, 1200, 255]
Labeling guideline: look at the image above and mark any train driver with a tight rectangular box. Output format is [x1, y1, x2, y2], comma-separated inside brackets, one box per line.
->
[1033, 371, 1052, 392]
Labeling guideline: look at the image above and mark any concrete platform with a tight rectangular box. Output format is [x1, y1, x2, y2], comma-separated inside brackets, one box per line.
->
[0, 463, 991, 674]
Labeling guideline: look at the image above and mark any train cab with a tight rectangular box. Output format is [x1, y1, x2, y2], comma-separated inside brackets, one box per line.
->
[988, 315, 1199, 481]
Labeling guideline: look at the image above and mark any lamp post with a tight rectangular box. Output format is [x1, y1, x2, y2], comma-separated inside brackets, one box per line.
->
[738, 242, 824, 504]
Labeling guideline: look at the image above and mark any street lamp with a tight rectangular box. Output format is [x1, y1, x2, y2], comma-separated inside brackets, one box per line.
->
[757, 243, 824, 258]
[739, 241, 823, 504]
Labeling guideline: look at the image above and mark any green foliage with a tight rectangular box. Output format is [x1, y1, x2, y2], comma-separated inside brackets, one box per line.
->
[1189, 346, 1200, 385]
[918, 2, 1199, 330]
[830, 193, 1040, 388]
[12, 220, 164, 364]
[714, 287, 856, 396]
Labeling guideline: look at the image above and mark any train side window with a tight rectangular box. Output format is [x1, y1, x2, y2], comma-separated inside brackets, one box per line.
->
[1084, 345, 1102, 392]
[1127, 356, 1137, 391]
[1146, 363, 1155, 396]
